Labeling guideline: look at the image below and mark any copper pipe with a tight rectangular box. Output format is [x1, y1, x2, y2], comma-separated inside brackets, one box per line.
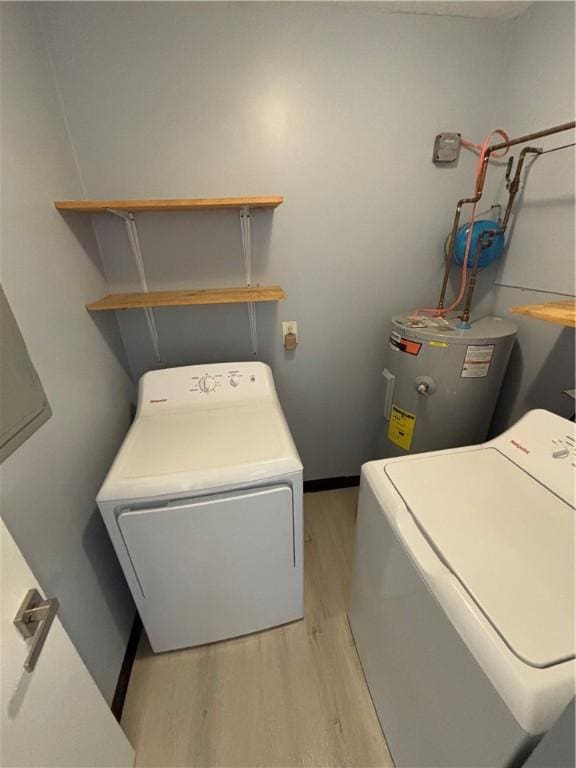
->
[461, 234, 489, 324]
[437, 200, 469, 309]
[437, 153, 490, 309]
[487, 121, 575, 154]
[460, 147, 543, 322]
[436, 120, 575, 313]
[501, 146, 542, 228]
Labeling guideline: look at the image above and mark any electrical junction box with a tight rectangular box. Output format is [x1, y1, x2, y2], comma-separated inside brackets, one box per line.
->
[433, 132, 461, 164]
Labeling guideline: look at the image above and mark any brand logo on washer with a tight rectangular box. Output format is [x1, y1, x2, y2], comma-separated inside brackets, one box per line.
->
[510, 439, 530, 454]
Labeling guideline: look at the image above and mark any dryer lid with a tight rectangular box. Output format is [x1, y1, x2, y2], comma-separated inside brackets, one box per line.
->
[386, 448, 575, 669]
[97, 402, 302, 502]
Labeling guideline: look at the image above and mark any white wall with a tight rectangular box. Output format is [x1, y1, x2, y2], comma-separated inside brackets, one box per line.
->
[0, 3, 135, 702]
[490, 0, 575, 430]
[40, 1, 513, 478]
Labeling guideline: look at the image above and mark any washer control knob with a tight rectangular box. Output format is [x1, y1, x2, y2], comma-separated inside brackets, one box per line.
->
[552, 447, 569, 459]
[199, 374, 216, 393]
[229, 374, 240, 388]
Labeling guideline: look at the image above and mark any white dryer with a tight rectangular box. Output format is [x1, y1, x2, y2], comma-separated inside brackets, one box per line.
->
[349, 409, 575, 767]
[98, 362, 303, 653]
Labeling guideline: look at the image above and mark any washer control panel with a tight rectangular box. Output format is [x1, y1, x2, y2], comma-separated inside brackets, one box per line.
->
[551, 436, 574, 460]
[494, 409, 575, 506]
[191, 369, 258, 395]
[139, 362, 273, 412]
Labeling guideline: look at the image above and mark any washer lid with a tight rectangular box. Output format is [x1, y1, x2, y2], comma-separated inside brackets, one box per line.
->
[97, 402, 302, 502]
[386, 448, 575, 669]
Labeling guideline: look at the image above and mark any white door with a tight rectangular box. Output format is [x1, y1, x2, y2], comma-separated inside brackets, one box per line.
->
[1, 519, 135, 767]
[118, 485, 299, 652]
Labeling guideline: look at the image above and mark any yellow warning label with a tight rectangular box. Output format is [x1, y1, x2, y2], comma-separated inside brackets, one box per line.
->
[429, 341, 448, 348]
[388, 405, 416, 451]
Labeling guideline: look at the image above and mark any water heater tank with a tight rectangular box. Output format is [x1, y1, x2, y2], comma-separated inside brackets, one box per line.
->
[377, 314, 517, 458]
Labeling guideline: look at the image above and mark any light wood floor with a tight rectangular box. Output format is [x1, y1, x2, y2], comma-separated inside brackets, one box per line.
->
[121, 489, 393, 767]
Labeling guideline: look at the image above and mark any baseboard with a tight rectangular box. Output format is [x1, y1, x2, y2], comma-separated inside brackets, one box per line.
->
[111, 613, 142, 722]
[303, 475, 360, 493]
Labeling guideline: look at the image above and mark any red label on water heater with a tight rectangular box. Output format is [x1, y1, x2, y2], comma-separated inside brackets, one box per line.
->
[389, 334, 422, 356]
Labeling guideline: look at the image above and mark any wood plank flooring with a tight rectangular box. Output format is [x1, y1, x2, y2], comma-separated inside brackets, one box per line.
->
[121, 489, 393, 767]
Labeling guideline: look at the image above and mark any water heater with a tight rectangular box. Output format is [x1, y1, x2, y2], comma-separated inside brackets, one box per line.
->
[378, 315, 517, 457]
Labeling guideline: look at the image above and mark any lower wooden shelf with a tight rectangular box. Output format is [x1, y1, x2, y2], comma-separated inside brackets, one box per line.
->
[86, 285, 286, 311]
[510, 300, 576, 328]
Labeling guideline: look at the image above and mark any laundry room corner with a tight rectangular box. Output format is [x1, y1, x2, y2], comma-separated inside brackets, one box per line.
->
[1, 2, 574, 767]
[38, 0, 517, 479]
[0, 1, 137, 704]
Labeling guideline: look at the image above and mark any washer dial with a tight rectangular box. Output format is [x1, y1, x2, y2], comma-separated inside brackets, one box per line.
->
[198, 374, 216, 393]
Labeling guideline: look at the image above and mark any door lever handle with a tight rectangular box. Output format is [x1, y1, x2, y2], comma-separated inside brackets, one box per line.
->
[14, 588, 59, 672]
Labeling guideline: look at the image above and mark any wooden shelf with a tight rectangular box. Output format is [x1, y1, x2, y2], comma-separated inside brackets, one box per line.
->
[55, 196, 283, 213]
[86, 285, 286, 311]
[510, 300, 576, 327]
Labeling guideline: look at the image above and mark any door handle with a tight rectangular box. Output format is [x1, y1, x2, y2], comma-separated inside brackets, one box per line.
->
[14, 588, 59, 672]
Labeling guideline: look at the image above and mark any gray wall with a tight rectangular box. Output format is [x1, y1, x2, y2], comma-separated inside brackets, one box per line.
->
[0, 3, 135, 703]
[25, 0, 576, 478]
[491, 1, 575, 430]
[1, 0, 572, 707]
[40, 1, 513, 479]
[524, 699, 575, 768]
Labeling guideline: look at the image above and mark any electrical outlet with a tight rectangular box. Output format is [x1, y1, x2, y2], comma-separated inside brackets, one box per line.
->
[282, 321, 298, 350]
[282, 321, 297, 338]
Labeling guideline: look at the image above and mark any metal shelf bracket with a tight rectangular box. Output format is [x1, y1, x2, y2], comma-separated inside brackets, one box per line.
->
[107, 208, 161, 363]
[240, 206, 258, 355]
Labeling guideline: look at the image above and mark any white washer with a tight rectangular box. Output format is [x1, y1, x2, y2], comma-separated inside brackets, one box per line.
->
[349, 409, 575, 767]
[98, 362, 303, 653]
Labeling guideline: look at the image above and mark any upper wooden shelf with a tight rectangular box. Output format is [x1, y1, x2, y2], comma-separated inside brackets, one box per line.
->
[510, 300, 576, 328]
[55, 196, 283, 213]
[86, 285, 286, 311]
